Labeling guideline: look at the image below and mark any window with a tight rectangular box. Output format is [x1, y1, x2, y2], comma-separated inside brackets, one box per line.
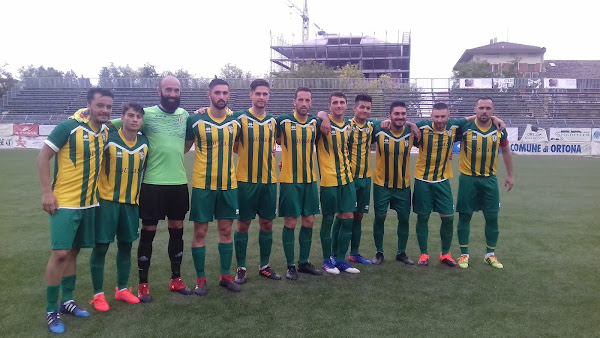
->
[528, 64, 536, 72]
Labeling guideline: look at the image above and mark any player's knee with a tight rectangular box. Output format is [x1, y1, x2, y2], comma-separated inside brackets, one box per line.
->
[51, 249, 70, 263]
[459, 213, 472, 222]
[237, 220, 251, 233]
[259, 219, 273, 232]
[354, 212, 364, 221]
[167, 220, 184, 229]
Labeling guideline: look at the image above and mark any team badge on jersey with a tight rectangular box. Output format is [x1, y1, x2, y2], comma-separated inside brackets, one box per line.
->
[228, 125, 234, 133]
[365, 127, 370, 134]
[178, 116, 183, 124]
[268, 123, 273, 131]
[404, 139, 410, 147]
[310, 124, 315, 132]
[139, 151, 145, 161]
[447, 130, 452, 137]
[492, 134, 498, 142]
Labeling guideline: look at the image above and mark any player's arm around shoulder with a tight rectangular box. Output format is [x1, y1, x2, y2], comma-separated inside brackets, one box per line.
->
[316, 110, 331, 135]
[500, 133, 514, 191]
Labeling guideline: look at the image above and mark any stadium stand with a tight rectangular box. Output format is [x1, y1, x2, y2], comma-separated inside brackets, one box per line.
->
[2, 80, 600, 131]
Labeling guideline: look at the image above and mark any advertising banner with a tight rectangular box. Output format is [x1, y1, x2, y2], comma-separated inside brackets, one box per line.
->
[544, 78, 577, 89]
[39, 125, 56, 136]
[510, 142, 591, 155]
[25, 136, 47, 149]
[549, 128, 591, 142]
[506, 127, 518, 143]
[492, 78, 514, 91]
[459, 78, 492, 89]
[520, 124, 548, 143]
[0, 136, 15, 149]
[591, 142, 600, 156]
[13, 124, 40, 137]
[591, 128, 600, 142]
[0, 124, 13, 137]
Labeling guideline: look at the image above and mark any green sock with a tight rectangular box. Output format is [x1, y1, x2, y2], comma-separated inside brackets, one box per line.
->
[116, 241, 132, 290]
[440, 216, 454, 255]
[350, 218, 362, 255]
[60, 274, 76, 302]
[298, 226, 312, 264]
[484, 212, 499, 254]
[397, 215, 410, 254]
[258, 230, 273, 267]
[282, 226, 295, 266]
[331, 217, 341, 256]
[457, 213, 472, 255]
[46, 284, 61, 312]
[90, 243, 109, 294]
[373, 214, 386, 253]
[218, 242, 233, 275]
[234, 231, 248, 268]
[320, 214, 334, 260]
[337, 219, 354, 259]
[192, 246, 206, 278]
[416, 214, 430, 254]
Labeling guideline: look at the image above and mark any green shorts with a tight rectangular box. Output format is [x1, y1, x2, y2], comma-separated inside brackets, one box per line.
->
[190, 188, 239, 223]
[95, 199, 140, 243]
[412, 179, 455, 215]
[320, 182, 357, 215]
[238, 182, 277, 222]
[373, 184, 411, 216]
[456, 174, 500, 213]
[278, 182, 320, 218]
[353, 177, 372, 214]
[49, 207, 96, 250]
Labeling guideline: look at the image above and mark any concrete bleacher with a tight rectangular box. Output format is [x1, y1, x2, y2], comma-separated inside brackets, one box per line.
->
[2, 85, 600, 127]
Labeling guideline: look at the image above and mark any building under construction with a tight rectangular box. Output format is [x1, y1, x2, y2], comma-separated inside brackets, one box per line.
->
[270, 32, 411, 79]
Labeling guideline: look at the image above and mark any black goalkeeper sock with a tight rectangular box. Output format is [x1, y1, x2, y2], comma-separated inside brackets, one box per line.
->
[168, 228, 184, 279]
[138, 229, 156, 284]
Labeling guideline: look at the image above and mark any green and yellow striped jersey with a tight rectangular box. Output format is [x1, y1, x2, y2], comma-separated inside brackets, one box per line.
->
[414, 118, 466, 182]
[276, 111, 318, 184]
[316, 116, 353, 187]
[458, 120, 509, 177]
[235, 109, 277, 184]
[98, 128, 148, 204]
[44, 119, 108, 209]
[373, 124, 413, 189]
[186, 109, 240, 190]
[348, 118, 375, 179]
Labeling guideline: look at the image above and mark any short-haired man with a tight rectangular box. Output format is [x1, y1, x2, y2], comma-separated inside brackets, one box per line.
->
[276, 87, 323, 280]
[111, 76, 192, 301]
[38, 88, 112, 333]
[315, 92, 360, 274]
[456, 97, 514, 269]
[371, 101, 415, 265]
[89, 102, 148, 311]
[186, 79, 241, 293]
[232, 79, 281, 284]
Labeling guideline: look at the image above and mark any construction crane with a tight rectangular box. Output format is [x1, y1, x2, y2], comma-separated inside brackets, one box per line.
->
[284, 0, 326, 42]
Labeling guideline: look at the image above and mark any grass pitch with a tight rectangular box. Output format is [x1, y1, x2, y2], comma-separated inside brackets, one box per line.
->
[0, 150, 598, 337]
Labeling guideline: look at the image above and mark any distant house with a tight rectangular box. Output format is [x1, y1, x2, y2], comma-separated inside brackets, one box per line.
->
[455, 41, 546, 78]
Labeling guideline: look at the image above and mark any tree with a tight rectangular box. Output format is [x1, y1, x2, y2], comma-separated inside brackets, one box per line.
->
[452, 59, 493, 78]
[338, 63, 364, 78]
[18, 65, 65, 78]
[0, 64, 17, 98]
[136, 63, 158, 78]
[219, 63, 251, 79]
[502, 57, 521, 78]
[275, 61, 337, 78]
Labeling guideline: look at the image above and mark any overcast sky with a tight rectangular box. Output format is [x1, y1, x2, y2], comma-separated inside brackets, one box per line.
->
[2, 0, 595, 80]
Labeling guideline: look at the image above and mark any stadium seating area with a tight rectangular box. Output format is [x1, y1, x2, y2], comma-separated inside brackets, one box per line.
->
[2, 85, 600, 133]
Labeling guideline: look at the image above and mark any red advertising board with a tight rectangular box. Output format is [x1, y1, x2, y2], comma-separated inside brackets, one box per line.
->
[13, 124, 40, 136]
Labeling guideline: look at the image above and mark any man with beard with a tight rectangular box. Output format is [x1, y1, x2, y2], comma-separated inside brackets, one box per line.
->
[110, 76, 192, 301]
[231, 79, 281, 284]
[38, 88, 112, 333]
[371, 101, 415, 266]
[276, 87, 322, 280]
[185, 79, 241, 293]
[455, 97, 514, 269]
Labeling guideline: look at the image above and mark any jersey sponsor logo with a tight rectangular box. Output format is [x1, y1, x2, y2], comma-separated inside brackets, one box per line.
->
[178, 116, 183, 124]
[154, 114, 165, 118]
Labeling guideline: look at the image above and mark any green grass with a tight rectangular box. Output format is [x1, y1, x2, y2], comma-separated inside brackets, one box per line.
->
[1, 150, 599, 337]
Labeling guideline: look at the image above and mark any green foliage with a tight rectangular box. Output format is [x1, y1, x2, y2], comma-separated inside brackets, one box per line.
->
[219, 63, 252, 79]
[0, 64, 17, 98]
[338, 63, 364, 79]
[1, 152, 599, 336]
[453, 59, 493, 78]
[503, 57, 521, 78]
[275, 60, 338, 78]
[18, 65, 66, 78]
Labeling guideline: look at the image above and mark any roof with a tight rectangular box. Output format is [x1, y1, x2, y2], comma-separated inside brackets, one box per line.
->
[273, 35, 401, 48]
[544, 60, 600, 78]
[456, 41, 546, 64]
